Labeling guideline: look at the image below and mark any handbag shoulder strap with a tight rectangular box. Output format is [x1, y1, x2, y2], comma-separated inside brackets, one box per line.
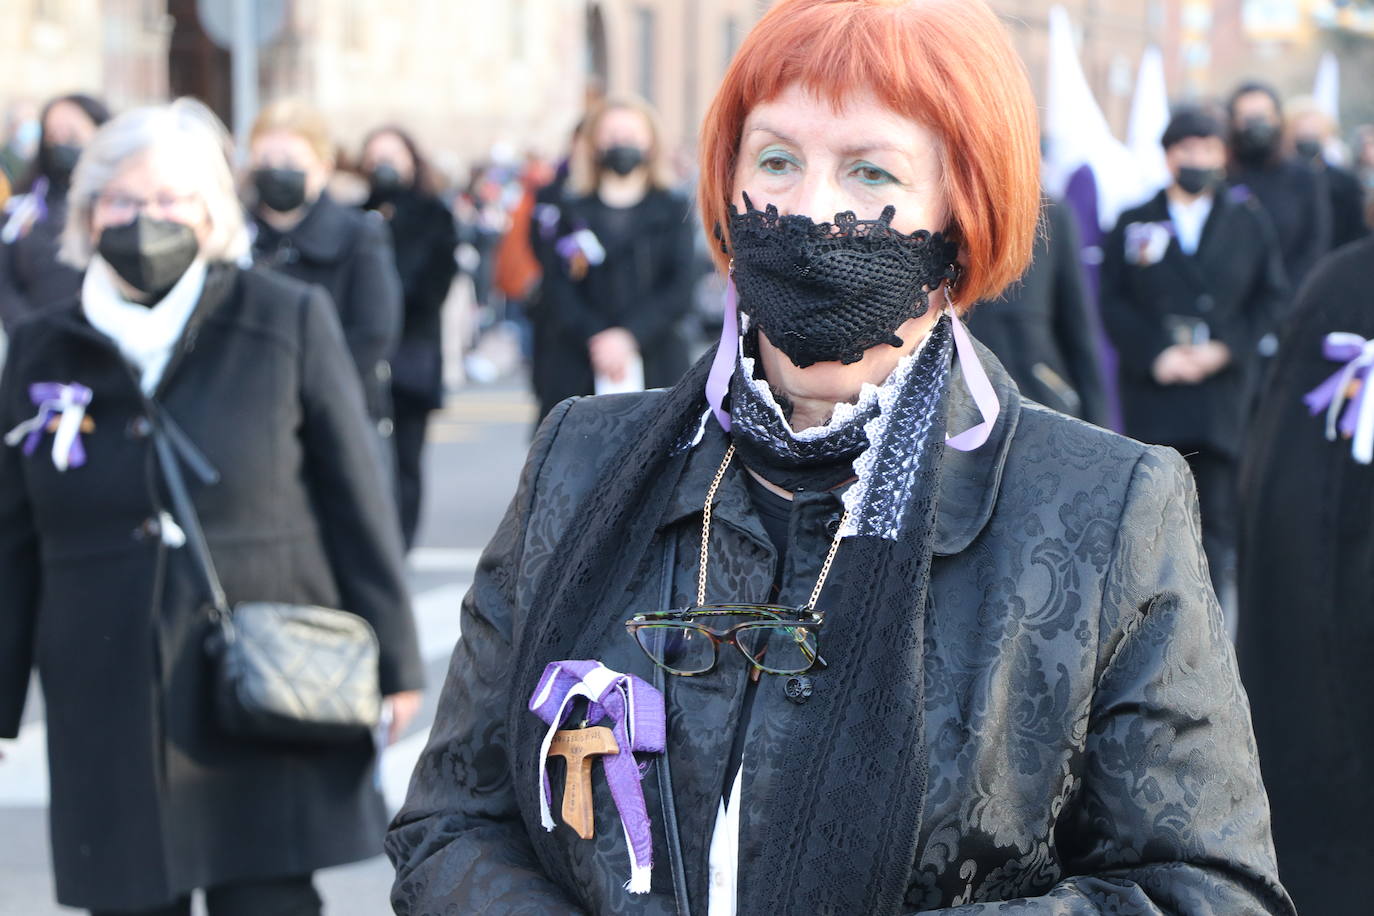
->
[150, 407, 230, 619]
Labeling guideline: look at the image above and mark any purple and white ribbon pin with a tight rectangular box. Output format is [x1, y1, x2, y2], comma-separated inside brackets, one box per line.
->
[529, 660, 665, 894]
[1303, 332, 1374, 465]
[554, 227, 606, 268]
[4, 382, 93, 472]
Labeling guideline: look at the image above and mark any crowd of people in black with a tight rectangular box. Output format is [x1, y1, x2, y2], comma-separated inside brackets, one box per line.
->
[0, 30, 1371, 912]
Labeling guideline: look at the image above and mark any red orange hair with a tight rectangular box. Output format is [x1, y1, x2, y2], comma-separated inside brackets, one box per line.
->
[698, 0, 1040, 307]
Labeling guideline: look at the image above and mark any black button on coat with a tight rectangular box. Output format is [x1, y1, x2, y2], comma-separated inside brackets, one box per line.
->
[386, 339, 1292, 914]
[0, 264, 425, 911]
[252, 191, 403, 424]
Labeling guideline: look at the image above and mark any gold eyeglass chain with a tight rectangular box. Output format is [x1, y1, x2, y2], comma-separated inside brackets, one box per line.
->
[697, 443, 849, 612]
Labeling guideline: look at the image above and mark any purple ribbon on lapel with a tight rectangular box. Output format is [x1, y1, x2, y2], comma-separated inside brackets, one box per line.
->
[1303, 332, 1374, 465]
[4, 382, 93, 471]
[705, 277, 739, 432]
[528, 660, 665, 894]
[553, 226, 606, 267]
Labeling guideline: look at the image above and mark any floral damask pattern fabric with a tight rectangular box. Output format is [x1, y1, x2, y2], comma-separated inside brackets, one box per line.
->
[385, 349, 1293, 915]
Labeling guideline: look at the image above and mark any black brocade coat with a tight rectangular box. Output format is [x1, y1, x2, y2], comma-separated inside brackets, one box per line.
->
[386, 341, 1291, 914]
[966, 198, 1108, 426]
[0, 264, 425, 911]
[1100, 189, 1288, 457]
[1237, 237, 1374, 915]
[533, 189, 694, 419]
[252, 192, 403, 424]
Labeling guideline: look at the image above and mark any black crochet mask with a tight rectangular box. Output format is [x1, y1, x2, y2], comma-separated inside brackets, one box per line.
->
[727, 193, 960, 368]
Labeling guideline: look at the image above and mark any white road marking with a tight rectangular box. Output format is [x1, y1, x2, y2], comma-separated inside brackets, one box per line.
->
[0, 721, 48, 807]
[408, 547, 482, 573]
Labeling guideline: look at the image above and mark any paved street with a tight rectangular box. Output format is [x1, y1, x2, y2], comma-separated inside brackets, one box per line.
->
[0, 383, 536, 916]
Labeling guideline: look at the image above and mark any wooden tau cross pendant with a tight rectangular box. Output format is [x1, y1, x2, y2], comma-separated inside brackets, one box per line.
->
[44, 415, 95, 434]
[548, 725, 620, 839]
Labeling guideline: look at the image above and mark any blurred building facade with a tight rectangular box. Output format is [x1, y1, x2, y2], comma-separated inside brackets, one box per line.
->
[2, 0, 1373, 175]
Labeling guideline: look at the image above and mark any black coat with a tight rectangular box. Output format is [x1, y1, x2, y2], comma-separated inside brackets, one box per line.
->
[966, 198, 1108, 425]
[534, 188, 694, 419]
[0, 264, 425, 911]
[1230, 157, 1331, 294]
[1237, 236, 1374, 915]
[0, 188, 82, 330]
[1100, 188, 1288, 457]
[365, 190, 459, 410]
[386, 341, 1291, 914]
[1322, 163, 1370, 251]
[252, 192, 403, 424]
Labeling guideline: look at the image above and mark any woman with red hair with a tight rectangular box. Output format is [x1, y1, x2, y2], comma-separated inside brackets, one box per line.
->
[387, 2, 1292, 913]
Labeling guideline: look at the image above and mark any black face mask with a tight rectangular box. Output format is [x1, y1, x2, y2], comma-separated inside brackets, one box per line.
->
[1295, 137, 1324, 161]
[97, 217, 200, 305]
[1176, 165, 1223, 196]
[369, 162, 405, 197]
[253, 167, 308, 212]
[599, 145, 646, 177]
[44, 143, 82, 186]
[727, 193, 960, 368]
[1234, 117, 1280, 163]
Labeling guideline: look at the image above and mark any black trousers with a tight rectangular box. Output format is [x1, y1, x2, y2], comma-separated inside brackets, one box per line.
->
[392, 392, 433, 549]
[90, 874, 321, 916]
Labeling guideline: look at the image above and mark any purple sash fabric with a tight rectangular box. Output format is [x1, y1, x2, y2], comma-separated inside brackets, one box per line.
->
[1303, 332, 1374, 464]
[4, 382, 93, 471]
[528, 660, 666, 894]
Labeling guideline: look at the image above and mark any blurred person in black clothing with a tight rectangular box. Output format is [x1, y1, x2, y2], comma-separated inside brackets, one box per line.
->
[534, 97, 694, 421]
[0, 100, 40, 185]
[1101, 106, 1288, 614]
[0, 94, 110, 329]
[1227, 82, 1331, 295]
[1237, 235, 1374, 915]
[248, 99, 402, 433]
[0, 97, 423, 916]
[1287, 98, 1368, 250]
[360, 126, 458, 549]
[966, 196, 1107, 425]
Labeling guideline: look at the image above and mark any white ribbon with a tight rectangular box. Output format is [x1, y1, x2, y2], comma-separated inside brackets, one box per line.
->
[1323, 333, 1374, 465]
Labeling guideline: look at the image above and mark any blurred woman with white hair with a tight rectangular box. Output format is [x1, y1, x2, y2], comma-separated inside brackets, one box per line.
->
[0, 98, 424, 916]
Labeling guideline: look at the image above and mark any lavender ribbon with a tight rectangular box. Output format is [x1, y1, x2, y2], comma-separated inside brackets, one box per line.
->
[0, 177, 49, 244]
[704, 279, 999, 451]
[553, 226, 606, 267]
[4, 382, 92, 471]
[705, 277, 739, 432]
[528, 660, 665, 894]
[1303, 332, 1374, 464]
[534, 202, 562, 241]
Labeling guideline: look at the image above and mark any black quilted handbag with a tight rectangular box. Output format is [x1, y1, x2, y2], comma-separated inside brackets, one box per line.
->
[153, 412, 382, 745]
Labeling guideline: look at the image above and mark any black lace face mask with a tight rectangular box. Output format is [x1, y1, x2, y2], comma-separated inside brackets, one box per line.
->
[726, 193, 960, 368]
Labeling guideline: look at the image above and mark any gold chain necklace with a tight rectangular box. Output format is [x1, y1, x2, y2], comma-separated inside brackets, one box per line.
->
[697, 443, 849, 611]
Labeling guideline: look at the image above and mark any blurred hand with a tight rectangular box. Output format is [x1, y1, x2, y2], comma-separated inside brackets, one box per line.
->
[1153, 345, 1205, 385]
[588, 327, 639, 383]
[385, 690, 423, 745]
[1187, 340, 1232, 378]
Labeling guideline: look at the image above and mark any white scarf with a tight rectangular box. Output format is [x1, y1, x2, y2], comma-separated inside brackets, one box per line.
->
[81, 256, 208, 395]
